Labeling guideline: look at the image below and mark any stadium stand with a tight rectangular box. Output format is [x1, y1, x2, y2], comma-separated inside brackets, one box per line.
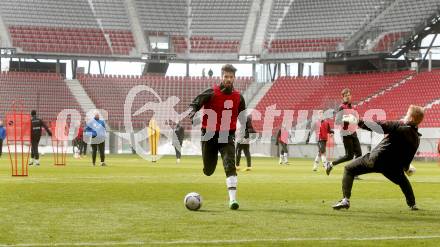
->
[136, 0, 250, 54]
[368, 0, 440, 34]
[372, 32, 409, 52]
[135, 0, 188, 53]
[265, 0, 393, 52]
[362, 0, 440, 52]
[78, 74, 253, 129]
[171, 36, 188, 53]
[1, 0, 437, 56]
[188, 0, 251, 53]
[423, 104, 440, 128]
[189, 36, 240, 53]
[135, 0, 187, 36]
[0, 72, 83, 122]
[264, 37, 343, 53]
[356, 70, 440, 125]
[8, 26, 134, 55]
[1, 0, 135, 55]
[253, 70, 413, 132]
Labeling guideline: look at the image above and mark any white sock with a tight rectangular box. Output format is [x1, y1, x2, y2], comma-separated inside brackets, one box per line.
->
[283, 153, 288, 163]
[35, 159, 40, 165]
[29, 158, 34, 164]
[314, 154, 320, 163]
[321, 154, 327, 163]
[226, 176, 237, 202]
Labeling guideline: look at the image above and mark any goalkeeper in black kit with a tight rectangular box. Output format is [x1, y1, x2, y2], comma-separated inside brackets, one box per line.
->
[332, 105, 424, 211]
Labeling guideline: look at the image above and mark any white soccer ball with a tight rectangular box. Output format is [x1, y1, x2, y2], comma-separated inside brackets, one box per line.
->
[342, 114, 358, 124]
[73, 152, 80, 159]
[184, 192, 202, 211]
[406, 164, 416, 176]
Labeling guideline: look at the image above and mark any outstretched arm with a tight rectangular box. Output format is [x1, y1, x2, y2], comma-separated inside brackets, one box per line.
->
[42, 120, 52, 136]
[358, 120, 402, 134]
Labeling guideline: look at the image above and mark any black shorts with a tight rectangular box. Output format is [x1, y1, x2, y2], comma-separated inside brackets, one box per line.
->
[318, 140, 327, 154]
[201, 130, 237, 177]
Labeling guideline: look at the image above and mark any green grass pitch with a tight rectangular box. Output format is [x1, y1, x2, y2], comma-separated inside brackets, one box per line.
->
[1, 154, 440, 246]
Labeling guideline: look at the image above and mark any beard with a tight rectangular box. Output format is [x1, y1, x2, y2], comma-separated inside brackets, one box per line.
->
[221, 82, 233, 94]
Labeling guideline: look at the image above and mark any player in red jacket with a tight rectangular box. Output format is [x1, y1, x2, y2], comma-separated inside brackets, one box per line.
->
[307, 110, 334, 171]
[276, 125, 290, 165]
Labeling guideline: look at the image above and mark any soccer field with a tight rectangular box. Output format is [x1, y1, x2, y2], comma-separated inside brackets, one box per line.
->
[1, 155, 440, 246]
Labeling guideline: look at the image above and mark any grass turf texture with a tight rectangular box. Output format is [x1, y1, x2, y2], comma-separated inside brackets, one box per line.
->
[0, 155, 440, 246]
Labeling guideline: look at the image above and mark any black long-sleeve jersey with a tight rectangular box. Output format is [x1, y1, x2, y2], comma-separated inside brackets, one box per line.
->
[31, 116, 52, 138]
[358, 120, 421, 171]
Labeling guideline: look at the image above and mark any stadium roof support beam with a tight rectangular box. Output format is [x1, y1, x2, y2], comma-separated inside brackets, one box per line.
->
[252, 0, 274, 54]
[0, 13, 12, 47]
[70, 59, 77, 79]
[124, 0, 149, 54]
[98, 61, 102, 75]
[267, 63, 282, 82]
[388, 11, 440, 59]
[343, 0, 398, 50]
[239, 0, 262, 55]
[419, 33, 438, 69]
[186, 0, 192, 56]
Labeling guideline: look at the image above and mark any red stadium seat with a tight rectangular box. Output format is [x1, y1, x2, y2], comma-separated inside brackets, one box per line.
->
[9, 26, 135, 56]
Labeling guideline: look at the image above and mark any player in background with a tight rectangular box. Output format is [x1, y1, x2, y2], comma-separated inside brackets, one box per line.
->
[306, 110, 334, 171]
[437, 139, 440, 155]
[148, 118, 160, 162]
[236, 114, 256, 171]
[73, 123, 84, 158]
[78, 121, 87, 157]
[325, 88, 362, 176]
[0, 121, 5, 158]
[173, 122, 184, 163]
[30, 110, 52, 166]
[332, 105, 423, 210]
[437, 139, 440, 166]
[276, 125, 289, 165]
[189, 64, 246, 210]
[85, 112, 107, 166]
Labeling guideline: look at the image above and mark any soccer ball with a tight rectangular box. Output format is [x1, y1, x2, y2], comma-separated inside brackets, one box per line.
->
[342, 114, 358, 124]
[406, 164, 416, 176]
[184, 192, 202, 211]
[73, 151, 80, 159]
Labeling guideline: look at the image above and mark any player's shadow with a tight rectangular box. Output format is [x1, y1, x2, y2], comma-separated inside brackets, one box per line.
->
[193, 209, 255, 213]
[195, 209, 222, 213]
[259, 208, 305, 214]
